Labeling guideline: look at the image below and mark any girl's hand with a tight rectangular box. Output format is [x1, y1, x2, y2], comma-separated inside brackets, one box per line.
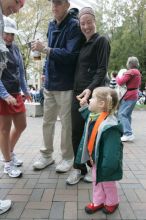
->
[76, 89, 91, 106]
[5, 95, 17, 105]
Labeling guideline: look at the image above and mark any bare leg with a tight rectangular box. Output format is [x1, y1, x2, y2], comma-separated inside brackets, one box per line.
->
[10, 112, 27, 152]
[0, 115, 12, 162]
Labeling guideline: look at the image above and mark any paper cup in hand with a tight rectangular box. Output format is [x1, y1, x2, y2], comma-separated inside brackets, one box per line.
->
[32, 50, 41, 60]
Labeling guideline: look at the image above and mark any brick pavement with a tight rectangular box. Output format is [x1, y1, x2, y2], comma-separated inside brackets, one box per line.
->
[0, 110, 146, 220]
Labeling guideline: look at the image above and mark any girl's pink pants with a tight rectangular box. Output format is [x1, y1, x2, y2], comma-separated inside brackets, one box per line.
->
[92, 164, 119, 205]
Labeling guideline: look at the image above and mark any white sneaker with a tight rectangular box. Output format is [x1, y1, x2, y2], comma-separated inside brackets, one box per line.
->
[11, 152, 23, 167]
[0, 200, 11, 215]
[0, 152, 23, 167]
[4, 161, 22, 178]
[55, 159, 73, 173]
[121, 134, 135, 142]
[33, 157, 54, 170]
[84, 168, 92, 183]
[66, 169, 84, 185]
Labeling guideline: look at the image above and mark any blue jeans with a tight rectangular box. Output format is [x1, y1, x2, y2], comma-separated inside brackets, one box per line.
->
[118, 99, 137, 136]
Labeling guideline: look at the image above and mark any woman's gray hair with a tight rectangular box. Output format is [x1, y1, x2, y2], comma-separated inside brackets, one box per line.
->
[126, 56, 140, 69]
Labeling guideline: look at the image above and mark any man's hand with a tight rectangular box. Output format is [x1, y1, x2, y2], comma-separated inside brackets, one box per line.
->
[41, 75, 45, 82]
[31, 40, 45, 53]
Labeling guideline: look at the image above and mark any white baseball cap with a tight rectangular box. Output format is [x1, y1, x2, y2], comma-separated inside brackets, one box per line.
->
[3, 16, 19, 35]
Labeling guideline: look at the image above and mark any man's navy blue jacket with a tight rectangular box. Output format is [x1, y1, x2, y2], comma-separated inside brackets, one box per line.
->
[44, 12, 83, 91]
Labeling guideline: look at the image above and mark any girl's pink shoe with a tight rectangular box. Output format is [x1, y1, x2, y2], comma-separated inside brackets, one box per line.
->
[102, 204, 119, 214]
[85, 202, 104, 214]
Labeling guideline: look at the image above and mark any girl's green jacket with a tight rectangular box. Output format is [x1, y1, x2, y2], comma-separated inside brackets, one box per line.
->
[75, 106, 123, 184]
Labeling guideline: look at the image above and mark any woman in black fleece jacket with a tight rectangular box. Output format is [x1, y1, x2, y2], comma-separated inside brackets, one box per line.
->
[66, 7, 111, 185]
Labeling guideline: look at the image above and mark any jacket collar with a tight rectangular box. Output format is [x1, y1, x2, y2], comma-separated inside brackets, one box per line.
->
[53, 13, 71, 29]
[86, 33, 99, 43]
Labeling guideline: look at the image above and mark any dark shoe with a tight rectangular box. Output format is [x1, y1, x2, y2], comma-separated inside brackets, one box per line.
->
[85, 202, 104, 214]
[102, 204, 119, 214]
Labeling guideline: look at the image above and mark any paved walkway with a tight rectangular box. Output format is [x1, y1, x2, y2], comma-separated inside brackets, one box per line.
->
[0, 110, 146, 220]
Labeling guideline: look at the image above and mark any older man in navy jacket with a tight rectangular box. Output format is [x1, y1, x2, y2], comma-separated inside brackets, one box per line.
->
[32, 0, 83, 172]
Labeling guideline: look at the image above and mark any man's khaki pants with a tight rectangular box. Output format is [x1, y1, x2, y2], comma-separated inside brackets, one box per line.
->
[41, 89, 73, 160]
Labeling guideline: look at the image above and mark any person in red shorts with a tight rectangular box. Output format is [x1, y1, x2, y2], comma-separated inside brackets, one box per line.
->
[0, 16, 31, 178]
[0, 0, 26, 214]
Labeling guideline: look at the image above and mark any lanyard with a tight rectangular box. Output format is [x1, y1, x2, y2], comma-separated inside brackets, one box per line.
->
[87, 112, 108, 156]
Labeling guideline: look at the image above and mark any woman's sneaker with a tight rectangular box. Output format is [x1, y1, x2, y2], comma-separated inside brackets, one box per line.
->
[66, 169, 84, 185]
[0, 200, 11, 215]
[4, 161, 22, 178]
[0, 152, 23, 167]
[83, 168, 92, 183]
[11, 152, 23, 167]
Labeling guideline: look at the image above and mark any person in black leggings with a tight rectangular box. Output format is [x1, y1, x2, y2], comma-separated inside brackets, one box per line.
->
[66, 7, 111, 185]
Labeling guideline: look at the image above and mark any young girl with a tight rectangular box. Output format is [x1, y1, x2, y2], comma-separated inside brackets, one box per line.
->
[76, 87, 123, 215]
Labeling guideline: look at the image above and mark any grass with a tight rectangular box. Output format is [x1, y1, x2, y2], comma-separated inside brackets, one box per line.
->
[135, 104, 146, 110]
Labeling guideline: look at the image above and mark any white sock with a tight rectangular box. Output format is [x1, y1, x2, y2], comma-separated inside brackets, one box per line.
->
[4, 161, 12, 167]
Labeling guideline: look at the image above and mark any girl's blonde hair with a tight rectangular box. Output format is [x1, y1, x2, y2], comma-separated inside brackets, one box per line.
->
[93, 87, 119, 114]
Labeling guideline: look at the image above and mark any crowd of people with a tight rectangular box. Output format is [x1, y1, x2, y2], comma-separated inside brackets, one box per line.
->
[137, 89, 146, 105]
[28, 86, 44, 104]
[0, 0, 142, 216]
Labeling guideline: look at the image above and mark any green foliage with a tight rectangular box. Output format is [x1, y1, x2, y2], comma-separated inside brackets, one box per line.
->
[96, 0, 146, 88]
[9, 0, 146, 88]
[135, 104, 146, 110]
[11, 0, 52, 80]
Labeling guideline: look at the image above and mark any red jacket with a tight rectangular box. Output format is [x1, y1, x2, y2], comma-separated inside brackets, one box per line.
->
[116, 69, 141, 100]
